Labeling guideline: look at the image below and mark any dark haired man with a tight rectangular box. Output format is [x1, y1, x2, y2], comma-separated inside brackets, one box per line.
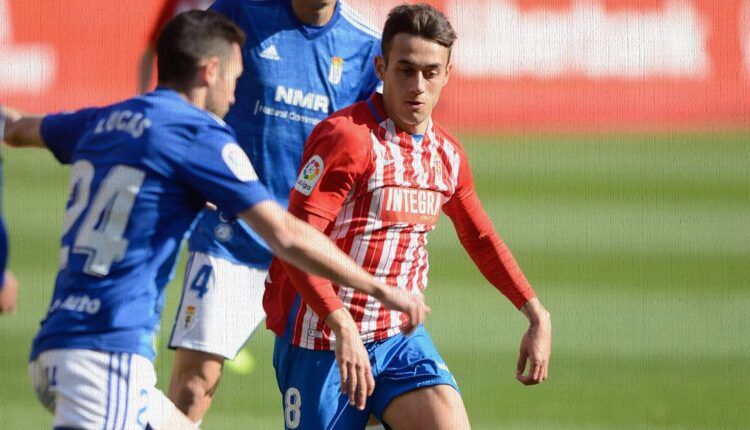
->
[164, 0, 385, 426]
[265, 4, 552, 428]
[2, 10, 426, 430]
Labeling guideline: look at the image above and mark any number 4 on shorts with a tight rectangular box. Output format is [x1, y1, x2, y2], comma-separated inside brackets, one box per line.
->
[190, 264, 212, 299]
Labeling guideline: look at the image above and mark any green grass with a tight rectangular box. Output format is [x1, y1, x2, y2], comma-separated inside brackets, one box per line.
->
[1, 132, 748, 429]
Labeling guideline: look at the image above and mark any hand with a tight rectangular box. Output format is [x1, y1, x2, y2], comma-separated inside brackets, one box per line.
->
[326, 309, 375, 410]
[0, 271, 19, 315]
[516, 298, 551, 385]
[372, 286, 431, 335]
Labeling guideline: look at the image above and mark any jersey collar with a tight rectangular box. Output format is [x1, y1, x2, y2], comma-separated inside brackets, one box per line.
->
[284, 0, 341, 40]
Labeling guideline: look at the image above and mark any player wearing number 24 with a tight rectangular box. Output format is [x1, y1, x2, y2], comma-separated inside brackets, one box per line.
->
[1, 10, 427, 430]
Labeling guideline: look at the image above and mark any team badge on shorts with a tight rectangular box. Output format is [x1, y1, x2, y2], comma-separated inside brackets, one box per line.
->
[183, 304, 197, 330]
[328, 57, 344, 85]
[294, 155, 324, 196]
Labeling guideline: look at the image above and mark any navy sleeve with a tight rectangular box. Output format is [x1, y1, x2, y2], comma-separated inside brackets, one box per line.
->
[179, 126, 272, 217]
[209, 0, 234, 18]
[40, 108, 100, 165]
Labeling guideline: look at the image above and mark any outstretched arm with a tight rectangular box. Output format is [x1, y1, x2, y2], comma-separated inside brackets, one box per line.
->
[238, 200, 429, 410]
[237, 201, 428, 327]
[1, 106, 46, 148]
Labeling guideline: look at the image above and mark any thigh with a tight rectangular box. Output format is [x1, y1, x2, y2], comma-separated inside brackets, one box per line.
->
[29, 349, 156, 430]
[382, 385, 469, 430]
[169, 251, 267, 359]
[273, 337, 370, 430]
[369, 327, 463, 426]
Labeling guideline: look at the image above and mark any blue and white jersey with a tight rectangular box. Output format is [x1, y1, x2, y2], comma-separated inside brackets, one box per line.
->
[30, 88, 271, 361]
[189, 0, 381, 267]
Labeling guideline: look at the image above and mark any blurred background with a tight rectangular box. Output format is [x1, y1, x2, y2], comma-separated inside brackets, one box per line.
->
[1, 0, 748, 428]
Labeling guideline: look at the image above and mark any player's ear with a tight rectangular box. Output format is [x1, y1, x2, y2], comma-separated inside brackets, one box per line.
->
[375, 56, 386, 81]
[444, 61, 452, 84]
[200, 56, 221, 85]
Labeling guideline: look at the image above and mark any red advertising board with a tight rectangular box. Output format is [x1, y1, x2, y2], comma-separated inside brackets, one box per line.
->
[2, 0, 749, 131]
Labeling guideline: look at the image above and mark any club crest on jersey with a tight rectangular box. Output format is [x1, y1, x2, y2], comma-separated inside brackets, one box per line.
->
[221, 143, 258, 182]
[295, 155, 324, 196]
[328, 57, 344, 85]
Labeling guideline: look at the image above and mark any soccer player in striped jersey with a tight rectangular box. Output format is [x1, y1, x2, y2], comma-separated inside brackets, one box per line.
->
[3, 11, 426, 429]
[264, 4, 552, 429]
[164, 0, 384, 425]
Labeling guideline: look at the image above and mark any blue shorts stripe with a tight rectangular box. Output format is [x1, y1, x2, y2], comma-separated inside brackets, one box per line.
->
[102, 352, 113, 430]
[120, 353, 132, 430]
[112, 353, 122, 430]
[168, 252, 196, 348]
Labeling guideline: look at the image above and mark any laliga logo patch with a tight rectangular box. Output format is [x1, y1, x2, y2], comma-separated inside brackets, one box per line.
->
[295, 155, 324, 196]
[221, 143, 258, 182]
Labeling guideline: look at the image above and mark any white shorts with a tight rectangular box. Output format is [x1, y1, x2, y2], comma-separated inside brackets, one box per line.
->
[29, 349, 181, 430]
[168, 251, 267, 360]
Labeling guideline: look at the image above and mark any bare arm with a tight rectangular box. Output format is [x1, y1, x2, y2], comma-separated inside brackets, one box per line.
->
[1, 106, 46, 148]
[238, 200, 429, 324]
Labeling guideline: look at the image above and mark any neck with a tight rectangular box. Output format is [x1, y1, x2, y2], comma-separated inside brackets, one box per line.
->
[291, 0, 336, 26]
[160, 82, 206, 110]
[381, 100, 429, 135]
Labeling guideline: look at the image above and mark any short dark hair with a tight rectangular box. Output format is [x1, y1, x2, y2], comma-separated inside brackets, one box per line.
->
[381, 3, 457, 61]
[156, 10, 245, 87]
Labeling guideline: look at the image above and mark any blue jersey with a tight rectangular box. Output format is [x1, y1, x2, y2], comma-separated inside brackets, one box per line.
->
[30, 88, 271, 361]
[188, 0, 381, 268]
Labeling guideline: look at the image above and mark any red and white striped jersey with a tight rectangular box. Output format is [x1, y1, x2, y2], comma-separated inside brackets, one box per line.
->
[264, 93, 535, 350]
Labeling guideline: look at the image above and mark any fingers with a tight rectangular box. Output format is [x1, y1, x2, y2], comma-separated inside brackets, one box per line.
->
[347, 363, 358, 406]
[339, 359, 349, 395]
[516, 357, 548, 386]
[516, 348, 528, 376]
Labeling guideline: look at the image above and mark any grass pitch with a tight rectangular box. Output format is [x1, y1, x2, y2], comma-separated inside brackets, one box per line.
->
[1, 132, 748, 429]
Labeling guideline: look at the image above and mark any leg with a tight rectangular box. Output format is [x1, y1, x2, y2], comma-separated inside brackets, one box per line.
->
[166, 348, 224, 422]
[369, 327, 467, 430]
[167, 251, 267, 422]
[273, 337, 371, 429]
[28, 349, 197, 430]
[382, 385, 469, 430]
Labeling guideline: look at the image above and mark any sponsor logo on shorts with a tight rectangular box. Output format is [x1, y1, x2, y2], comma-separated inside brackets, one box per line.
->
[221, 143, 258, 182]
[295, 155, 324, 196]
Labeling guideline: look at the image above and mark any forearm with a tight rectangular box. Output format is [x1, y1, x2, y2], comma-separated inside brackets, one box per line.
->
[1, 106, 45, 148]
[446, 192, 535, 308]
[240, 202, 383, 300]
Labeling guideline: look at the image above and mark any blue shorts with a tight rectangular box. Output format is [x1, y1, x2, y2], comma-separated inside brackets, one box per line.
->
[273, 326, 460, 429]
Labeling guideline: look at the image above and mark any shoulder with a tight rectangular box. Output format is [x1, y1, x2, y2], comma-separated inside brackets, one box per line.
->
[308, 101, 375, 159]
[337, 2, 381, 41]
[433, 122, 465, 156]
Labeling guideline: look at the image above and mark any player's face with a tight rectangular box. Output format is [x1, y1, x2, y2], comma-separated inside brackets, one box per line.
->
[377, 33, 452, 135]
[205, 43, 243, 118]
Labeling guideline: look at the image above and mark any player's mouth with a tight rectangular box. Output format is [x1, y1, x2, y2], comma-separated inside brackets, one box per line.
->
[405, 100, 424, 111]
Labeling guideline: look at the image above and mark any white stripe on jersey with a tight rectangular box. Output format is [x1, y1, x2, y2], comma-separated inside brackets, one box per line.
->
[340, 2, 382, 39]
[384, 120, 409, 187]
[427, 128, 449, 192]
